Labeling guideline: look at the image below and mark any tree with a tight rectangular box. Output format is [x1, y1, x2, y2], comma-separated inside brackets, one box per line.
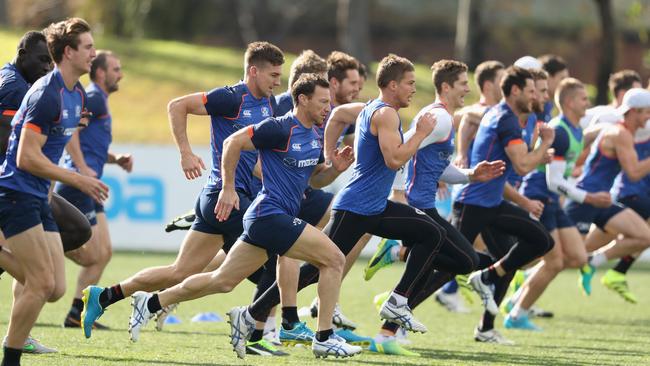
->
[454, 0, 485, 69]
[594, 0, 615, 105]
[336, 0, 372, 66]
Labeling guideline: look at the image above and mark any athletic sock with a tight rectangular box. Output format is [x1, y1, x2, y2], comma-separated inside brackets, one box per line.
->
[390, 245, 401, 262]
[99, 284, 124, 308]
[480, 312, 495, 332]
[315, 328, 333, 342]
[1, 346, 22, 366]
[381, 320, 400, 334]
[481, 265, 500, 284]
[281, 307, 299, 329]
[264, 316, 276, 333]
[613, 255, 636, 274]
[67, 298, 84, 319]
[442, 279, 458, 294]
[589, 253, 608, 267]
[510, 304, 527, 319]
[249, 329, 264, 342]
[146, 294, 162, 314]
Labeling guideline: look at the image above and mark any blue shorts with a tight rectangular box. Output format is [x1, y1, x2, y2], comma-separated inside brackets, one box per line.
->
[240, 214, 307, 256]
[532, 196, 574, 232]
[0, 187, 58, 238]
[618, 194, 650, 220]
[55, 184, 104, 225]
[297, 187, 333, 226]
[191, 187, 253, 249]
[565, 200, 625, 234]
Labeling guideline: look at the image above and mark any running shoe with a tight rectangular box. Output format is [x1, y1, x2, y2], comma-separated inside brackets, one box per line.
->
[164, 210, 195, 232]
[434, 290, 470, 313]
[309, 298, 357, 330]
[279, 322, 315, 345]
[379, 295, 427, 333]
[81, 285, 106, 339]
[312, 333, 362, 358]
[128, 291, 154, 342]
[334, 329, 373, 347]
[246, 339, 289, 356]
[368, 338, 419, 356]
[468, 271, 498, 315]
[64, 313, 109, 330]
[455, 274, 475, 304]
[601, 269, 637, 304]
[3, 336, 57, 354]
[500, 297, 514, 315]
[373, 291, 390, 312]
[155, 302, 179, 331]
[579, 263, 596, 296]
[504, 313, 542, 331]
[364, 239, 399, 281]
[227, 306, 256, 359]
[510, 270, 526, 294]
[474, 327, 515, 345]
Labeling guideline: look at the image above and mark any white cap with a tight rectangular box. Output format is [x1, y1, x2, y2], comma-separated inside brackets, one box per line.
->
[514, 56, 542, 70]
[617, 88, 650, 115]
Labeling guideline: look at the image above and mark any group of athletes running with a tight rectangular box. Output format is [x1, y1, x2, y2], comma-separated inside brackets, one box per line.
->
[1, 17, 650, 365]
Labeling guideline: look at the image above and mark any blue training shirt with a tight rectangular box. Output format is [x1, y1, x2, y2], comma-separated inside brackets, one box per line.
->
[0, 68, 86, 198]
[613, 136, 650, 199]
[274, 91, 293, 117]
[203, 82, 277, 197]
[244, 112, 323, 219]
[0, 63, 29, 117]
[454, 101, 524, 208]
[61, 82, 112, 178]
[333, 99, 401, 215]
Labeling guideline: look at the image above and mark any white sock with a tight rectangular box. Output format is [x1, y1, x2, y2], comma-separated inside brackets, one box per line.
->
[264, 316, 276, 333]
[389, 291, 408, 306]
[374, 333, 395, 343]
[590, 252, 608, 267]
[390, 245, 401, 261]
[511, 304, 527, 319]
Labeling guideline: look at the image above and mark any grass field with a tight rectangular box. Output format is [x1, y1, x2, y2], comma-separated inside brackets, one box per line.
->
[1, 252, 649, 365]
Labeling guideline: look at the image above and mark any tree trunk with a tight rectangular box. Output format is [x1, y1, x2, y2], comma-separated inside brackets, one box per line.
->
[455, 0, 484, 69]
[594, 0, 615, 105]
[337, 0, 372, 66]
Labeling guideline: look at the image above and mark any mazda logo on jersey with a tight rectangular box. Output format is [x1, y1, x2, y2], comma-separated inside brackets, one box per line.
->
[50, 126, 76, 136]
[283, 157, 297, 167]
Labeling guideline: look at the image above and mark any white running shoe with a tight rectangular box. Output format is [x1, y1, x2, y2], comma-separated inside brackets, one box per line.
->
[468, 271, 499, 316]
[263, 328, 282, 346]
[227, 306, 256, 359]
[474, 327, 515, 345]
[3, 335, 57, 354]
[312, 333, 362, 358]
[128, 291, 154, 342]
[155, 302, 179, 331]
[395, 326, 411, 345]
[434, 290, 471, 313]
[379, 296, 427, 333]
[310, 298, 358, 330]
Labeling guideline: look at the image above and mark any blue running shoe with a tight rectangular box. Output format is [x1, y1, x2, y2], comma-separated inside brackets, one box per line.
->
[503, 313, 542, 331]
[334, 329, 373, 347]
[279, 322, 315, 346]
[579, 263, 596, 296]
[364, 239, 399, 281]
[81, 285, 106, 339]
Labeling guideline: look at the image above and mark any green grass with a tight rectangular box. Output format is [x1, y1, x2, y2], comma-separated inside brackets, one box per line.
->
[0, 28, 478, 145]
[1, 252, 649, 365]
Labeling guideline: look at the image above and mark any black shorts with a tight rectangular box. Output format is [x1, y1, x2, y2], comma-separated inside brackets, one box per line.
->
[240, 214, 307, 256]
[191, 187, 252, 248]
[530, 196, 574, 232]
[297, 187, 333, 226]
[0, 187, 58, 238]
[565, 201, 625, 234]
[618, 194, 650, 220]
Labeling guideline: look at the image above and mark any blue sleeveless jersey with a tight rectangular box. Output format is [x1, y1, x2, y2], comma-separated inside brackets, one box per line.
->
[203, 82, 276, 196]
[507, 113, 539, 188]
[613, 136, 650, 199]
[244, 112, 323, 219]
[576, 133, 621, 193]
[333, 99, 401, 215]
[405, 103, 454, 210]
[0, 68, 86, 198]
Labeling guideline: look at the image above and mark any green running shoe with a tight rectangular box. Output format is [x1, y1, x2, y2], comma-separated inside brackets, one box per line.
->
[579, 263, 596, 296]
[601, 269, 637, 304]
[246, 339, 289, 356]
[3, 336, 57, 354]
[373, 291, 390, 312]
[455, 274, 475, 305]
[368, 339, 420, 357]
[364, 239, 399, 281]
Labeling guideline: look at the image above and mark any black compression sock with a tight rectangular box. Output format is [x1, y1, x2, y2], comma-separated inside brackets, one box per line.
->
[249, 329, 264, 342]
[281, 306, 299, 329]
[481, 266, 500, 284]
[315, 328, 333, 342]
[68, 298, 84, 318]
[613, 256, 636, 274]
[146, 294, 162, 314]
[99, 284, 124, 308]
[1, 346, 22, 366]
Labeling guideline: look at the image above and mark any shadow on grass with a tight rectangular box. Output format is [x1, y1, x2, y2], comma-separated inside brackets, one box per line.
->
[398, 348, 600, 366]
[61, 353, 244, 366]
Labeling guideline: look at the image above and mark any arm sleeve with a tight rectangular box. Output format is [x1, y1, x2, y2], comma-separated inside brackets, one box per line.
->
[249, 118, 289, 150]
[439, 164, 471, 184]
[403, 109, 453, 148]
[496, 115, 524, 147]
[546, 159, 587, 203]
[203, 86, 239, 117]
[23, 89, 59, 135]
[392, 164, 407, 190]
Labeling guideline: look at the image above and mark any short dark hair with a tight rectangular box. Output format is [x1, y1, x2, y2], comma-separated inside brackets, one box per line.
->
[529, 69, 549, 81]
[538, 54, 567, 77]
[291, 73, 330, 105]
[501, 66, 534, 97]
[376, 54, 414, 88]
[288, 50, 327, 88]
[431, 59, 468, 94]
[327, 51, 359, 82]
[17, 31, 47, 53]
[90, 50, 115, 81]
[244, 41, 284, 71]
[43, 17, 92, 64]
[608, 69, 641, 96]
[474, 60, 505, 91]
[358, 63, 368, 79]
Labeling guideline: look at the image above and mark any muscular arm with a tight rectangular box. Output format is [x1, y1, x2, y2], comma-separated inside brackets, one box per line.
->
[324, 102, 364, 160]
[65, 130, 94, 176]
[505, 141, 552, 176]
[220, 128, 256, 189]
[615, 129, 650, 181]
[376, 107, 430, 170]
[167, 92, 208, 179]
[454, 113, 480, 167]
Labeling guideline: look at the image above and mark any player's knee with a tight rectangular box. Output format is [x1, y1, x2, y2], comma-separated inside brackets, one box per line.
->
[325, 249, 346, 272]
[48, 283, 66, 302]
[564, 252, 587, 269]
[169, 266, 194, 285]
[545, 255, 564, 273]
[30, 277, 57, 301]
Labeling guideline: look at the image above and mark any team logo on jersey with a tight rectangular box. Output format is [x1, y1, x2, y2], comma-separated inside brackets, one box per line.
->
[62, 109, 69, 119]
[311, 140, 320, 149]
[292, 218, 303, 226]
[243, 109, 252, 118]
[261, 106, 270, 117]
[414, 208, 426, 215]
[75, 105, 81, 118]
[292, 143, 301, 151]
